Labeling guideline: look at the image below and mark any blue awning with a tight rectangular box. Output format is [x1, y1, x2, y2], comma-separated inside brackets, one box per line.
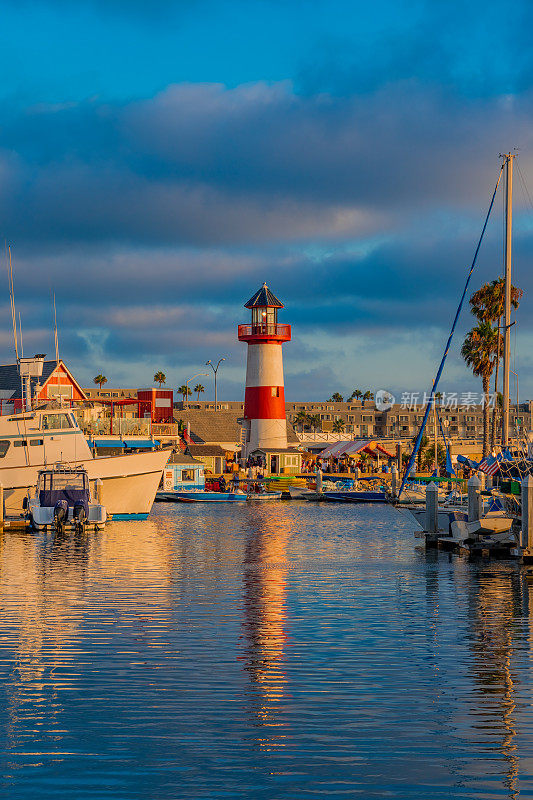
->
[456, 454, 479, 469]
[123, 439, 159, 449]
[88, 438, 125, 448]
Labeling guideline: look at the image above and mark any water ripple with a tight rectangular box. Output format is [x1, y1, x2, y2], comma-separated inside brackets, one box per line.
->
[0, 502, 532, 797]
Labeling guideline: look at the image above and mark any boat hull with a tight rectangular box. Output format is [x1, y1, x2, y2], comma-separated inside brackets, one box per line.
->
[324, 490, 388, 503]
[247, 492, 283, 501]
[2, 449, 170, 517]
[156, 490, 248, 503]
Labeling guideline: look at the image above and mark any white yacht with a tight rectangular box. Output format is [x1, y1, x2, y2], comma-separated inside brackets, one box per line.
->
[0, 408, 169, 518]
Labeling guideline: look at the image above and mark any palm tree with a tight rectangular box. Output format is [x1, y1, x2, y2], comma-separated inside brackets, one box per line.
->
[308, 413, 322, 433]
[154, 371, 166, 388]
[461, 322, 500, 456]
[194, 383, 205, 400]
[177, 384, 192, 403]
[93, 374, 107, 391]
[332, 418, 345, 433]
[293, 410, 309, 431]
[353, 389, 362, 402]
[362, 390, 373, 406]
[329, 392, 344, 402]
[421, 442, 446, 473]
[413, 433, 429, 473]
[469, 278, 522, 450]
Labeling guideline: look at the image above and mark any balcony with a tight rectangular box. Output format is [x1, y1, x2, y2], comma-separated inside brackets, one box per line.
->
[238, 323, 291, 343]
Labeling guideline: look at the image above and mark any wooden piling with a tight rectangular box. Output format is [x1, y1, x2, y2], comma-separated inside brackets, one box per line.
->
[391, 466, 398, 499]
[95, 478, 103, 505]
[521, 475, 533, 555]
[467, 475, 482, 523]
[425, 481, 439, 533]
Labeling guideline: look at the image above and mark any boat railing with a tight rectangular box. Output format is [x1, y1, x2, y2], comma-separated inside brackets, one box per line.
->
[152, 423, 179, 436]
[79, 417, 152, 437]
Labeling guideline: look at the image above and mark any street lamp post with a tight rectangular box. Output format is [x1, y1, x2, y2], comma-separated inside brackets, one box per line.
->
[186, 372, 209, 409]
[206, 358, 226, 411]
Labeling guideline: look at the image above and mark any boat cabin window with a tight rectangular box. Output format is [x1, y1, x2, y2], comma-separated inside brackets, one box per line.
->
[0, 440, 10, 458]
[40, 472, 87, 492]
[30, 439, 44, 446]
[41, 413, 73, 431]
[13, 440, 27, 447]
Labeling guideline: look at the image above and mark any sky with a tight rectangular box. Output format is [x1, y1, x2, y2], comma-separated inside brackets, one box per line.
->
[1, 0, 533, 402]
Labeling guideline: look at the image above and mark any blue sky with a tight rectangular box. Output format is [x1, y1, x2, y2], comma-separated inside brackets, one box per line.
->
[1, 0, 533, 401]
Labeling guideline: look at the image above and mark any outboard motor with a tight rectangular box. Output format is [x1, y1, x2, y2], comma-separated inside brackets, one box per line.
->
[72, 503, 86, 534]
[53, 499, 68, 534]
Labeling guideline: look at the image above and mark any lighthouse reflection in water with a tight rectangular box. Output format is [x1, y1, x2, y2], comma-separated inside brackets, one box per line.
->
[2, 503, 533, 798]
[242, 509, 290, 745]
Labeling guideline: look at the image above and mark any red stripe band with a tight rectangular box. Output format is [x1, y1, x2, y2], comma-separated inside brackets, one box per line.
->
[244, 386, 286, 419]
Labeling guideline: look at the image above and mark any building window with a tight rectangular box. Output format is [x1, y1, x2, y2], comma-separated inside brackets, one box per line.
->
[47, 384, 73, 399]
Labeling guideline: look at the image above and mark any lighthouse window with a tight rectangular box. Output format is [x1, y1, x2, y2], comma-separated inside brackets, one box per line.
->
[271, 387, 280, 398]
[0, 440, 10, 457]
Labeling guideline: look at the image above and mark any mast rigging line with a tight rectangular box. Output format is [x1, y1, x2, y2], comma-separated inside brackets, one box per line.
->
[398, 162, 505, 498]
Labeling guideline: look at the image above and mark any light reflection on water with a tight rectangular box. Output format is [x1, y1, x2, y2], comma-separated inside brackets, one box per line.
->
[0, 502, 533, 797]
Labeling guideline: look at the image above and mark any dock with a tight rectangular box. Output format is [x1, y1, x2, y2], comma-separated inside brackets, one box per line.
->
[414, 475, 526, 560]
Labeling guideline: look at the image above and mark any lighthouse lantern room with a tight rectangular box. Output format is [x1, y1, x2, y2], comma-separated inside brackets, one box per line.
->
[238, 283, 292, 461]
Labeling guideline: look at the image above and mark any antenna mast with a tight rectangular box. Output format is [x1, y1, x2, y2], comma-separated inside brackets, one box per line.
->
[6, 245, 19, 361]
[53, 293, 60, 365]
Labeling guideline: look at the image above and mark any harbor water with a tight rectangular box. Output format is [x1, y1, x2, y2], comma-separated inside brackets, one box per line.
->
[1, 501, 533, 798]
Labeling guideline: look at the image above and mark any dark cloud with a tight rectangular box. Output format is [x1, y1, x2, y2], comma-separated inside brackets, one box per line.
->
[2, 81, 532, 251]
[0, 76, 532, 395]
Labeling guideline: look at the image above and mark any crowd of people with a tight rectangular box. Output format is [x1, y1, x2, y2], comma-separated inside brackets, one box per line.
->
[300, 456, 394, 475]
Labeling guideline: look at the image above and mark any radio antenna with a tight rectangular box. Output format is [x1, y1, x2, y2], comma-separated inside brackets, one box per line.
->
[53, 292, 60, 365]
[18, 312, 24, 358]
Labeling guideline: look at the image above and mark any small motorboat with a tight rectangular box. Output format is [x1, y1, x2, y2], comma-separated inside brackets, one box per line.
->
[27, 464, 106, 532]
[155, 459, 248, 503]
[247, 491, 283, 501]
[288, 486, 315, 499]
[324, 490, 389, 503]
[247, 480, 282, 501]
[322, 476, 389, 503]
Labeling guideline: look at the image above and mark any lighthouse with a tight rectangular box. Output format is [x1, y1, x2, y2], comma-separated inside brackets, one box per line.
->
[238, 283, 291, 460]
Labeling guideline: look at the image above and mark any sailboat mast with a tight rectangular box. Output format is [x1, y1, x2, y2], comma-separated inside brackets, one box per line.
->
[434, 399, 438, 475]
[502, 152, 514, 447]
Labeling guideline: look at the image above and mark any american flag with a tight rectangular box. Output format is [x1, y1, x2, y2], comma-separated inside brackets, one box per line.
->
[478, 454, 500, 476]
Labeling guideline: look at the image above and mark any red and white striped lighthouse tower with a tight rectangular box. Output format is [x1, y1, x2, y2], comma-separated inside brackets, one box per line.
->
[238, 283, 291, 458]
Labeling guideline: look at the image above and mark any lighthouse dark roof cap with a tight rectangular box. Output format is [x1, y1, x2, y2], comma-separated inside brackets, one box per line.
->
[244, 282, 284, 309]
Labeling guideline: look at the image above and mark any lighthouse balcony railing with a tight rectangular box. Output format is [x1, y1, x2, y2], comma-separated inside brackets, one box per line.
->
[238, 323, 291, 338]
